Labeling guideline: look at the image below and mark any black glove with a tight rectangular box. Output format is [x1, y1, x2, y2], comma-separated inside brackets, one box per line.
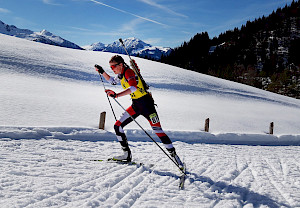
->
[95, 64, 104, 74]
[105, 89, 117, 98]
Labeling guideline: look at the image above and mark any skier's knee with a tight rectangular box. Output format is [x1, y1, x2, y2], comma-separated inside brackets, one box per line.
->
[114, 124, 124, 136]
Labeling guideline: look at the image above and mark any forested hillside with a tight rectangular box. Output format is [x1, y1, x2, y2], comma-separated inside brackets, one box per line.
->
[161, 1, 300, 98]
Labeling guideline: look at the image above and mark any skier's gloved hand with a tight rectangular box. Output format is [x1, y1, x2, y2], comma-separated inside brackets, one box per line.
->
[95, 64, 105, 74]
[105, 89, 117, 98]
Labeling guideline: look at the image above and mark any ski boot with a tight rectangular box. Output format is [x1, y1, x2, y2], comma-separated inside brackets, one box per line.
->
[168, 148, 184, 170]
[112, 148, 132, 162]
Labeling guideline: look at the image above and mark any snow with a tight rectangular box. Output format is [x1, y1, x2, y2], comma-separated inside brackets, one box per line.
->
[84, 37, 171, 60]
[82, 42, 106, 51]
[35, 30, 64, 44]
[1, 139, 300, 207]
[0, 20, 82, 49]
[1, 33, 300, 207]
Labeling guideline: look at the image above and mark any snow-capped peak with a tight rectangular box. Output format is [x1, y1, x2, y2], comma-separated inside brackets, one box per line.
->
[82, 42, 106, 51]
[85, 37, 172, 60]
[121, 37, 151, 49]
[38, 29, 53, 37]
[0, 19, 82, 50]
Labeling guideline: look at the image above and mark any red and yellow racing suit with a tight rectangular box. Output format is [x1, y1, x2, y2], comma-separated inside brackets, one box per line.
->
[109, 67, 174, 151]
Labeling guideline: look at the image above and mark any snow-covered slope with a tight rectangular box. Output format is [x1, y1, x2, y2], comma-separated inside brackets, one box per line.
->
[0, 20, 82, 50]
[83, 37, 172, 60]
[1, 33, 300, 135]
[1, 33, 300, 208]
[1, 33, 300, 136]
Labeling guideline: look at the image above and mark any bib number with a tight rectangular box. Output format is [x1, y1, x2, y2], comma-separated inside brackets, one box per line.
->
[149, 113, 159, 124]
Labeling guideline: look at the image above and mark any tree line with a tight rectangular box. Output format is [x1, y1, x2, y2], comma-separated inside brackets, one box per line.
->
[160, 0, 300, 99]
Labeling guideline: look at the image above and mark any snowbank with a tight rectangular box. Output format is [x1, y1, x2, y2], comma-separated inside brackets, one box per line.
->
[1, 126, 300, 146]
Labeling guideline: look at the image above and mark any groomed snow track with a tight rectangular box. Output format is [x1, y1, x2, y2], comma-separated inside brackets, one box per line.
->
[1, 139, 300, 208]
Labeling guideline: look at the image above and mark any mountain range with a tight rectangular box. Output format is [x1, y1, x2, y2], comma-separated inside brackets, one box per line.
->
[83, 37, 172, 60]
[0, 20, 171, 60]
[0, 20, 83, 50]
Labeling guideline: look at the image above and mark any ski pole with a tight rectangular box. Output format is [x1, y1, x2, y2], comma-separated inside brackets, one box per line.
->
[98, 73, 117, 121]
[112, 97, 186, 175]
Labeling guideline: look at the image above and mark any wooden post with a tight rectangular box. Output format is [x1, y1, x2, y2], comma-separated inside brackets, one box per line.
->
[99, 111, 106, 130]
[269, 122, 274, 135]
[205, 118, 210, 132]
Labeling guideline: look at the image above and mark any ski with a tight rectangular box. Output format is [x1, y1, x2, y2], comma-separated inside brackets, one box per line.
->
[91, 158, 154, 168]
[179, 163, 186, 190]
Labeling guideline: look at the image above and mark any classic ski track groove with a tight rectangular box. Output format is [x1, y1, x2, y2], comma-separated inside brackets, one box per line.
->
[247, 156, 293, 208]
[131, 164, 186, 206]
[115, 158, 186, 207]
[94, 162, 155, 206]
[110, 165, 157, 207]
[193, 158, 214, 177]
[263, 158, 293, 207]
[110, 158, 183, 207]
[210, 160, 250, 208]
[101, 165, 142, 188]
[47, 162, 145, 207]
[291, 157, 300, 176]
[16, 160, 129, 207]
[9, 164, 116, 207]
[66, 164, 141, 207]
[265, 157, 285, 180]
[292, 157, 300, 171]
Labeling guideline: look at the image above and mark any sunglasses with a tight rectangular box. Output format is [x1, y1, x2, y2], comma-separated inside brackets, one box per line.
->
[110, 63, 120, 69]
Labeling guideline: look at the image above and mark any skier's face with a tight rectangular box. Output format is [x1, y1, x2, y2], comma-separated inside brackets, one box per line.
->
[110, 62, 123, 74]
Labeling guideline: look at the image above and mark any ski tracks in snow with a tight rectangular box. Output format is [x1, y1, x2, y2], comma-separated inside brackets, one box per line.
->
[1, 139, 300, 207]
[89, 163, 156, 207]
[182, 144, 300, 208]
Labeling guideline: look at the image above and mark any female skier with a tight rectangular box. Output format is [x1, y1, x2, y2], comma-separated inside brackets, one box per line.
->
[95, 55, 183, 168]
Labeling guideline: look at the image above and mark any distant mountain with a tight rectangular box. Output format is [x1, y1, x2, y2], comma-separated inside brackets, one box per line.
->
[83, 37, 172, 60]
[83, 42, 106, 51]
[0, 20, 83, 50]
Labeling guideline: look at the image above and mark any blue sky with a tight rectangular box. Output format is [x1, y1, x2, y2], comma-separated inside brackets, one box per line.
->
[0, 0, 293, 48]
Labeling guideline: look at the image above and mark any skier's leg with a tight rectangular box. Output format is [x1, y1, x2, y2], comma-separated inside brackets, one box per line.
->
[148, 113, 173, 150]
[113, 106, 138, 161]
[146, 112, 184, 168]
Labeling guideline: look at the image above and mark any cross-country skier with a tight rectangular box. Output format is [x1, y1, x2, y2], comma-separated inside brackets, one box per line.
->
[95, 55, 183, 169]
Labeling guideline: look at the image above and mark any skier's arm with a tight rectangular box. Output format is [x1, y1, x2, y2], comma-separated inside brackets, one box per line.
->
[116, 88, 133, 98]
[95, 64, 110, 80]
[101, 71, 111, 81]
[95, 64, 119, 85]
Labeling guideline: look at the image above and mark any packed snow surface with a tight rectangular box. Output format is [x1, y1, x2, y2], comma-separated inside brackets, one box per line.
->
[1, 34, 300, 207]
[2, 139, 300, 208]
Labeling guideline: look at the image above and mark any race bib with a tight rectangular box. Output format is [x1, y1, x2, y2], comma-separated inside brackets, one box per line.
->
[149, 113, 160, 124]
